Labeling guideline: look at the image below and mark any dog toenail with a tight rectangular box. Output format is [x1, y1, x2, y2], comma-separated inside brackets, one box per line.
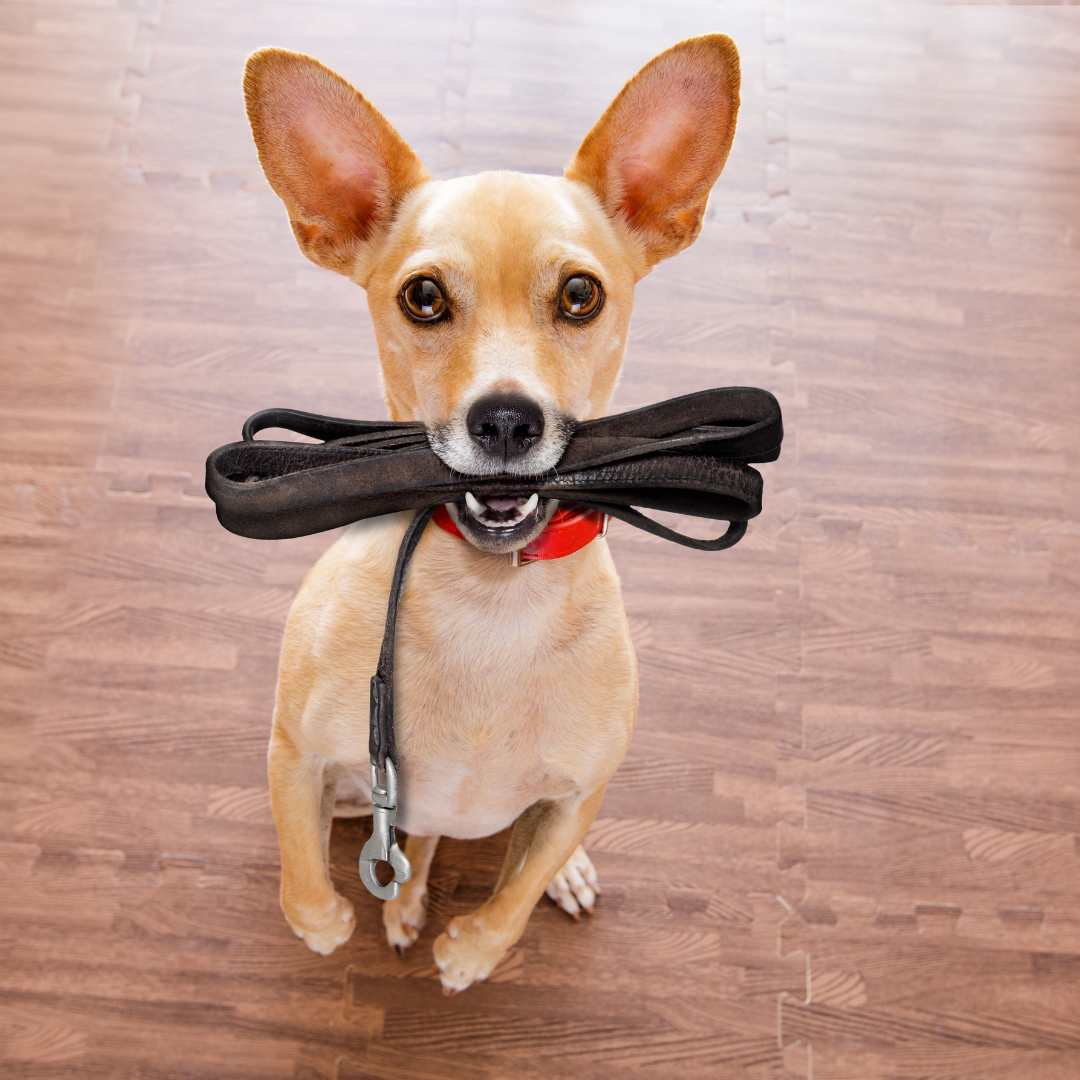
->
[442, 985, 458, 997]
[583, 905, 594, 916]
[394, 944, 404, 957]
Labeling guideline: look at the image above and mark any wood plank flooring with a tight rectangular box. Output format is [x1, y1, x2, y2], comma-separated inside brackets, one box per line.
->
[1, 2, 1078, 1078]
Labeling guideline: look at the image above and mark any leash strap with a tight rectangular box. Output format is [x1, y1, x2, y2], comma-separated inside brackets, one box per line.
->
[358, 504, 435, 901]
[369, 504, 435, 771]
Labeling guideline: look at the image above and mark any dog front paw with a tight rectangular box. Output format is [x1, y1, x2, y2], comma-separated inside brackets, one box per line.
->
[546, 844, 599, 919]
[285, 892, 355, 955]
[433, 914, 506, 993]
[383, 883, 428, 955]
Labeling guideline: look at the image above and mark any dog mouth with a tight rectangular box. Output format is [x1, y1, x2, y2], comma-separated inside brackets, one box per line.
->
[464, 492, 538, 529]
[450, 490, 554, 553]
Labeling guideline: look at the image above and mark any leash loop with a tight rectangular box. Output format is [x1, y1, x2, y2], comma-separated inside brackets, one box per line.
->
[206, 387, 783, 543]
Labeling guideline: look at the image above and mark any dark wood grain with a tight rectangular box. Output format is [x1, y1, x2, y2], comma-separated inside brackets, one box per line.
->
[1, 1, 1078, 1078]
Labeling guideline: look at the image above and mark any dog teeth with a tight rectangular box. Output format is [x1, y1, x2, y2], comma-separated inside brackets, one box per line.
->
[464, 490, 540, 527]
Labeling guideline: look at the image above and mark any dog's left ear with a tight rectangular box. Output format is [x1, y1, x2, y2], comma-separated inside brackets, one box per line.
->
[244, 48, 429, 276]
[566, 35, 740, 266]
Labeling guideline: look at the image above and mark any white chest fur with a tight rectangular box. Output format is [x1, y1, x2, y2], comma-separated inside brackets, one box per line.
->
[277, 514, 638, 840]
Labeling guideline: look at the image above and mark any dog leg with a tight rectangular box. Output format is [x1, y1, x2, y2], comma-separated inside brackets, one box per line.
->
[383, 834, 440, 955]
[433, 787, 605, 992]
[269, 729, 356, 955]
[545, 844, 600, 919]
[331, 764, 373, 818]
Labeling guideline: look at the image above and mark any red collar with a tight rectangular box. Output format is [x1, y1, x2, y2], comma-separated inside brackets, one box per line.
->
[432, 502, 609, 565]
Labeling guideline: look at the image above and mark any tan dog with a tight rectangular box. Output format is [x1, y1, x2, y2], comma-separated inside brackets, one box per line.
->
[244, 35, 740, 992]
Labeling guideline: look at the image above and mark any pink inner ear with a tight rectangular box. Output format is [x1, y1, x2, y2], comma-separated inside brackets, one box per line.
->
[294, 109, 384, 239]
[321, 163, 380, 239]
[614, 104, 704, 223]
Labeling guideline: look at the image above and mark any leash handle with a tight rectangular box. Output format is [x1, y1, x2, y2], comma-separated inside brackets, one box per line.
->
[242, 406, 420, 444]
[579, 504, 748, 551]
[359, 506, 436, 900]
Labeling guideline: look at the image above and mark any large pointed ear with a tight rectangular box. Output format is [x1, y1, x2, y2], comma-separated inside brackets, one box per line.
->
[566, 35, 740, 266]
[244, 48, 429, 275]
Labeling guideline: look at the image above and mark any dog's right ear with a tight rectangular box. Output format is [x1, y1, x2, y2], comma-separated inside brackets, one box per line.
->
[244, 49, 429, 276]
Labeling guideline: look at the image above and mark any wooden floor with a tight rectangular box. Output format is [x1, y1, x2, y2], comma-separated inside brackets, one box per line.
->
[2, 2, 1079, 1077]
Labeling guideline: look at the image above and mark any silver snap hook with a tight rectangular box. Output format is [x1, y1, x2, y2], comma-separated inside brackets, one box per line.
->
[358, 758, 413, 900]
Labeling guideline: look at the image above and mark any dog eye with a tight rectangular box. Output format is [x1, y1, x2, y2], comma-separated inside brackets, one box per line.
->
[401, 278, 447, 322]
[560, 275, 602, 320]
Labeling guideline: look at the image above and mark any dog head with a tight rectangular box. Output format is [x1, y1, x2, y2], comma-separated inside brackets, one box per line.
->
[245, 37, 739, 552]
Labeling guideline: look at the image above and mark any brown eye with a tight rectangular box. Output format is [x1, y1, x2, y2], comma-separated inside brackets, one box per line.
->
[560, 275, 602, 321]
[401, 277, 446, 322]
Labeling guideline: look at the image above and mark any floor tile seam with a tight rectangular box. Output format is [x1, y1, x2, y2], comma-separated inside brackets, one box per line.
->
[433, 0, 475, 180]
[763, 6, 813, 1079]
[108, 0, 165, 178]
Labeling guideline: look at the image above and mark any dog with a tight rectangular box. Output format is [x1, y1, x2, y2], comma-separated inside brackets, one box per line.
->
[243, 34, 740, 992]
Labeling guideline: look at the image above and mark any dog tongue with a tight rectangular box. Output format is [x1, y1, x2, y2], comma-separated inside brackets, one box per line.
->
[484, 497, 526, 512]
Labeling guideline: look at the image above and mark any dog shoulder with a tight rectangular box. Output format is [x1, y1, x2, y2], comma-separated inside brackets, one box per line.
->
[282, 513, 408, 652]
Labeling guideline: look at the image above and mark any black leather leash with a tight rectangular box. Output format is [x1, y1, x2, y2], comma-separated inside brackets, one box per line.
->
[357, 503, 435, 900]
[205, 386, 783, 899]
[205, 386, 781, 546]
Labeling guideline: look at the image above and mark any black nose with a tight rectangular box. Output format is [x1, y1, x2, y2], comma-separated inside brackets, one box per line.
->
[466, 394, 545, 460]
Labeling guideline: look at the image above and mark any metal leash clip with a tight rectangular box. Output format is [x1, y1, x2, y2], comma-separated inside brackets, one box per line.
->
[358, 758, 412, 900]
